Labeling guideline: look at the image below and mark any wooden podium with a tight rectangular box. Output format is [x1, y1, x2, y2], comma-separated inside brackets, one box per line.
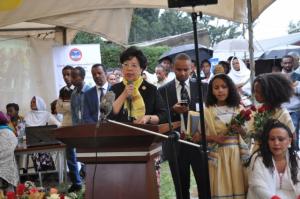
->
[53, 121, 179, 199]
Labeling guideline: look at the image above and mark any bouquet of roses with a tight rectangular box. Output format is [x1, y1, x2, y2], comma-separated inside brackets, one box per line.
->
[226, 108, 252, 136]
[250, 104, 272, 141]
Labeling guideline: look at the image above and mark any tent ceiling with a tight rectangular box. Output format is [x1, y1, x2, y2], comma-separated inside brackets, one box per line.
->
[0, 0, 275, 45]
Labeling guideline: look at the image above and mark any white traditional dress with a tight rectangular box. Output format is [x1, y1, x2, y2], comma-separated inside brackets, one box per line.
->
[247, 153, 300, 199]
[0, 127, 18, 186]
[204, 105, 249, 199]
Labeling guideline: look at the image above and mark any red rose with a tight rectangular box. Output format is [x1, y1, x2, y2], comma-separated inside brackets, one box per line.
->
[60, 194, 65, 199]
[245, 109, 252, 117]
[250, 105, 256, 111]
[271, 196, 281, 199]
[258, 106, 265, 113]
[297, 195, 300, 199]
[16, 184, 26, 196]
[6, 192, 16, 199]
[240, 109, 246, 117]
[245, 115, 251, 121]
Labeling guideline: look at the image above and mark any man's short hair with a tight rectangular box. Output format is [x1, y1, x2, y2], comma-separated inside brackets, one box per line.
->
[74, 66, 86, 79]
[155, 64, 166, 72]
[62, 65, 73, 72]
[282, 55, 294, 61]
[201, 59, 211, 66]
[174, 53, 191, 62]
[92, 63, 107, 74]
[6, 103, 19, 111]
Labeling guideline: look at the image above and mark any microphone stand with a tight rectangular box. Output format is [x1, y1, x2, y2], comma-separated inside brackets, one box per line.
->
[164, 87, 183, 199]
[191, 11, 211, 199]
[107, 119, 201, 148]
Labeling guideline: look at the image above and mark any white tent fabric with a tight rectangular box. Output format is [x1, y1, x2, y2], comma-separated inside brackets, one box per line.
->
[0, 0, 275, 45]
[0, 37, 56, 114]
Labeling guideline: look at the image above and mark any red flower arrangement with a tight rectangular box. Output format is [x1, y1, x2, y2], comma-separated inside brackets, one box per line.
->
[251, 104, 272, 140]
[226, 108, 252, 135]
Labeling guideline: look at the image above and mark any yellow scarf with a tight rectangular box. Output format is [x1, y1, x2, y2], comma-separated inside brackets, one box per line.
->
[123, 77, 146, 119]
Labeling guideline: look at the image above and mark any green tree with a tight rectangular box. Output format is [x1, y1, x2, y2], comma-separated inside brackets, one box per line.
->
[199, 16, 242, 46]
[288, 20, 300, 34]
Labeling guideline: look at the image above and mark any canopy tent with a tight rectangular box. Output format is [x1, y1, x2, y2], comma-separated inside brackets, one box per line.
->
[0, 0, 276, 114]
[0, 0, 275, 45]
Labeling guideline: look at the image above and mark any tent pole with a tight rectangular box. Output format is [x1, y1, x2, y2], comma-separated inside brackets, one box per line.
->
[247, 0, 255, 101]
[191, 11, 211, 199]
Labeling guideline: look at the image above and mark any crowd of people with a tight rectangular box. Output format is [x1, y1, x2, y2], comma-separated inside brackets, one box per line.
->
[0, 46, 299, 199]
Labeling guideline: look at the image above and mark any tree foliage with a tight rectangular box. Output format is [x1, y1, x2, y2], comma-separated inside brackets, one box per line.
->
[72, 32, 170, 71]
[288, 20, 300, 34]
[129, 9, 242, 46]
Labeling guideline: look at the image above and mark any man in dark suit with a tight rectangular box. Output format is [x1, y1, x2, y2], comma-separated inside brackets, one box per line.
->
[83, 64, 110, 123]
[159, 53, 208, 199]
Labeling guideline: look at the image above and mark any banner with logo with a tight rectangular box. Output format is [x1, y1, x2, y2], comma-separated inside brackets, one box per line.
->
[53, 44, 101, 95]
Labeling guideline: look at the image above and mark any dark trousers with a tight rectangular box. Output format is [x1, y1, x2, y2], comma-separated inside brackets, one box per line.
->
[66, 147, 82, 185]
[168, 143, 204, 199]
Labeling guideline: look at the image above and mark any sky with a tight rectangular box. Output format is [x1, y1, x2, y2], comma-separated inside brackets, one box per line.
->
[253, 0, 300, 40]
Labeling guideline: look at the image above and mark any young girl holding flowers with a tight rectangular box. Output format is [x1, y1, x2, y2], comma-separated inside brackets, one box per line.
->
[251, 73, 295, 152]
[202, 74, 250, 199]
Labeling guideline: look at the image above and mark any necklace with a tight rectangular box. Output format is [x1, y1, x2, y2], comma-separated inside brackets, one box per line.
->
[279, 172, 284, 189]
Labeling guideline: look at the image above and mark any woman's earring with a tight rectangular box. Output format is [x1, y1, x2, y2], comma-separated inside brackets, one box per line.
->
[288, 144, 291, 148]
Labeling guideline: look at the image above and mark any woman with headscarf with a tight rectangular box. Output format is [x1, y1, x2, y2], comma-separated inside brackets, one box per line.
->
[0, 111, 19, 191]
[24, 96, 60, 171]
[25, 96, 61, 127]
[228, 57, 251, 96]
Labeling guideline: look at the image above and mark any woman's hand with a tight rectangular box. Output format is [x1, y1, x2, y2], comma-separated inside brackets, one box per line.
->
[133, 115, 150, 124]
[211, 135, 227, 145]
[133, 115, 159, 125]
[231, 124, 246, 136]
[123, 84, 134, 98]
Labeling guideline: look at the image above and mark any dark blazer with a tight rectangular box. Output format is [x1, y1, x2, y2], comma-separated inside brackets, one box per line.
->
[158, 78, 208, 123]
[109, 80, 167, 123]
[83, 84, 111, 123]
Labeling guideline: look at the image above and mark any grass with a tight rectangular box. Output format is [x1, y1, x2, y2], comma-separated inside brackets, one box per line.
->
[159, 161, 198, 199]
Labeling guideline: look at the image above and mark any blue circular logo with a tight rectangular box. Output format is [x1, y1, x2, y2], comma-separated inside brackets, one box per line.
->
[69, 48, 82, 61]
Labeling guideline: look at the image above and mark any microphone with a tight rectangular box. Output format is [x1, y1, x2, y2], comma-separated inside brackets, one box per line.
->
[99, 91, 115, 122]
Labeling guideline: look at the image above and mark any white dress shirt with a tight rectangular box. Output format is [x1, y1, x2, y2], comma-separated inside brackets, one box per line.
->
[175, 78, 190, 133]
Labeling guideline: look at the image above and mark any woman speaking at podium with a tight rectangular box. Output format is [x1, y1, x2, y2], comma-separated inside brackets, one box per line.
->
[109, 46, 166, 124]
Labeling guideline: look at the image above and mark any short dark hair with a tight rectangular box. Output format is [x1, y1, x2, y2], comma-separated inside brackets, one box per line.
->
[201, 59, 211, 67]
[218, 61, 230, 74]
[92, 63, 106, 74]
[259, 119, 299, 184]
[62, 65, 73, 72]
[174, 53, 191, 63]
[253, 73, 293, 108]
[206, 74, 241, 107]
[73, 66, 85, 79]
[120, 46, 147, 70]
[281, 55, 294, 62]
[6, 103, 19, 112]
[159, 56, 172, 64]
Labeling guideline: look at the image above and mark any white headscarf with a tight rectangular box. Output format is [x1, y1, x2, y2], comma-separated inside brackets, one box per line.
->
[25, 96, 51, 126]
[228, 58, 251, 95]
